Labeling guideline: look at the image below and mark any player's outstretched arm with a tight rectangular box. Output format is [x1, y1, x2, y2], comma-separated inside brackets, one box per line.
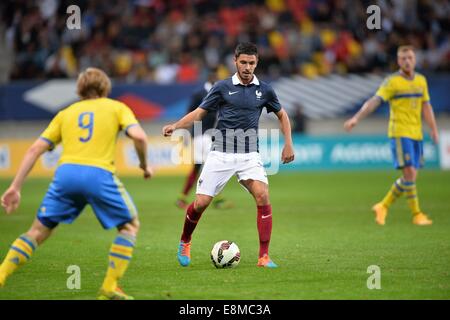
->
[344, 96, 382, 132]
[162, 107, 207, 137]
[422, 102, 439, 144]
[127, 125, 153, 179]
[1, 138, 50, 214]
[275, 109, 295, 164]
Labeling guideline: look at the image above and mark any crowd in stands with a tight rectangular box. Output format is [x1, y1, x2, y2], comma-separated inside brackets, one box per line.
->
[2, 0, 449, 82]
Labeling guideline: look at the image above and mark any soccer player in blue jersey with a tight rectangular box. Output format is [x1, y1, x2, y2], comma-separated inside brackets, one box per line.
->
[0, 68, 153, 299]
[163, 43, 295, 268]
[176, 69, 233, 210]
[345, 46, 439, 226]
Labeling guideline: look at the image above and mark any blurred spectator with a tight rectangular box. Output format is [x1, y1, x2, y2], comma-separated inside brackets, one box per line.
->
[44, 47, 69, 78]
[291, 103, 307, 134]
[1, 0, 449, 82]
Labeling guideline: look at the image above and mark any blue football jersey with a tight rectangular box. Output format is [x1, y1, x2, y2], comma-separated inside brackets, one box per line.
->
[199, 74, 281, 153]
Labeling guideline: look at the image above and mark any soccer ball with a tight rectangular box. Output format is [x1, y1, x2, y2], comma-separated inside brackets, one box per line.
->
[210, 240, 240, 268]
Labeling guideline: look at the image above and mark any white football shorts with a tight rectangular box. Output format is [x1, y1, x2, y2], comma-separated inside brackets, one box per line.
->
[193, 134, 212, 164]
[196, 151, 268, 197]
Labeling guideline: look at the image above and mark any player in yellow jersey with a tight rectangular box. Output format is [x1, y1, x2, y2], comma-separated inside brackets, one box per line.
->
[344, 46, 439, 226]
[0, 68, 153, 299]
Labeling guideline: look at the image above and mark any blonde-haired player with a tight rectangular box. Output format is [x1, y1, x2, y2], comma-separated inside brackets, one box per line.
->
[0, 68, 153, 299]
[344, 46, 439, 226]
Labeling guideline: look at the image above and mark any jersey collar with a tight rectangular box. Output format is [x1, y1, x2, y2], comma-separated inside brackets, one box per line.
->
[398, 70, 416, 81]
[232, 73, 260, 86]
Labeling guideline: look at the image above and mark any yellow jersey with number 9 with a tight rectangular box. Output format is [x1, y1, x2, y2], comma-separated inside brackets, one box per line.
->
[40, 97, 139, 173]
[375, 72, 430, 140]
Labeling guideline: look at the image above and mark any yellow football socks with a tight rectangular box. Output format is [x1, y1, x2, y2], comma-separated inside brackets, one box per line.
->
[381, 178, 406, 208]
[381, 178, 421, 215]
[0, 234, 37, 286]
[101, 233, 135, 293]
[403, 181, 421, 215]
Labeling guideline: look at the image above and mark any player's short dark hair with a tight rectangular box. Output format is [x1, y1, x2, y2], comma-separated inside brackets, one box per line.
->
[235, 42, 258, 58]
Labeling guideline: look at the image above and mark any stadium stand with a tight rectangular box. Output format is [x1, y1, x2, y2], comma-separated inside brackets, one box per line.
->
[1, 0, 449, 122]
[1, 0, 449, 82]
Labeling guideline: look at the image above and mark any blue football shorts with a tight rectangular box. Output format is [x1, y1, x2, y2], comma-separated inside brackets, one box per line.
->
[37, 164, 138, 229]
[390, 137, 424, 169]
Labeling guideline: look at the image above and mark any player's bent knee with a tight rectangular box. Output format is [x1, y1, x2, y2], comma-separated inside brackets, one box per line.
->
[194, 195, 212, 212]
[403, 166, 417, 182]
[255, 192, 270, 206]
[194, 201, 208, 212]
[118, 218, 140, 236]
[131, 219, 140, 233]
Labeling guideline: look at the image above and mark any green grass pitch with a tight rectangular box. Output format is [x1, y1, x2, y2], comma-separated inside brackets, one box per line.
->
[0, 170, 449, 300]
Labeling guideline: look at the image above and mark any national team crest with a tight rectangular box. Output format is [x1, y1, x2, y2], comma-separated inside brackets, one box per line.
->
[255, 90, 262, 99]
